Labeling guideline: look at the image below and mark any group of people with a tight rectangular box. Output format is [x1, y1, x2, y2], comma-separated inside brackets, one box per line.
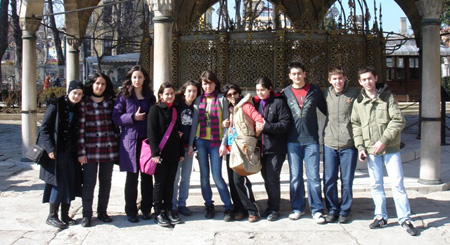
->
[43, 74, 62, 90]
[36, 63, 418, 236]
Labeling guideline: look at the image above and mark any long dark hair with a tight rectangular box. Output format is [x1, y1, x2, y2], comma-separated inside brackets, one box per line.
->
[85, 72, 115, 99]
[199, 70, 220, 94]
[121, 65, 153, 98]
[157, 82, 176, 103]
[222, 83, 243, 105]
[255, 76, 273, 90]
[176, 80, 200, 103]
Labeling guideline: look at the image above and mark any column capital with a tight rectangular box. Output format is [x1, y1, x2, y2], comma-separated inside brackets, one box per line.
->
[148, 0, 174, 17]
[19, 17, 42, 37]
[416, 0, 445, 19]
[67, 37, 81, 50]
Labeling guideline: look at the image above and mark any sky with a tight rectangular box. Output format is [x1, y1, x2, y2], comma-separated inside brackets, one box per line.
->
[210, 0, 411, 34]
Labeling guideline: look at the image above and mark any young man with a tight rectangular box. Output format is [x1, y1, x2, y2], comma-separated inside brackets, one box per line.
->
[351, 66, 418, 236]
[323, 68, 359, 224]
[283, 62, 327, 224]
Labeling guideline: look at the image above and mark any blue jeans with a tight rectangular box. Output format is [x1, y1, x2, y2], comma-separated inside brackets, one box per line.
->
[367, 152, 411, 224]
[196, 138, 233, 211]
[287, 142, 324, 214]
[172, 147, 193, 210]
[323, 145, 357, 216]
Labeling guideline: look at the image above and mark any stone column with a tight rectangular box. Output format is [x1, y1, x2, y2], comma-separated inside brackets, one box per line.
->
[416, 0, 445, 185]
[66, 37, 81, 86]
[20, 17, 41, 160]
[149, 0, 174, 94]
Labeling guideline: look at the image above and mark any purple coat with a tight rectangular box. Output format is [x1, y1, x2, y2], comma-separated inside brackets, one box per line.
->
[112, 93, 156, 172]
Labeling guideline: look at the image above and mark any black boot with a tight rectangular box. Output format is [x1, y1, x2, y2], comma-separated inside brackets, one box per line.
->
[46, 203, 67, 229]
[154, 210, 171, 227]
[61, 203, 77, 225]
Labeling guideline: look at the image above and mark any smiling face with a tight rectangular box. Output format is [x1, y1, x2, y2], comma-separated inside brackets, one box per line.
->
[256, 84, 270, 100]
[202, 80, 216, 94]
[226, 88, 240, 105]
[289, 67, 306, 88]
[184, 85, 198, 104]
[160, 87, 175, 103]
[92, 77, 106, 96]
[329, 73, 346, 93]
[358, 71, 378, 94]
[131, 70, 145, 89]
[68, 89, 83, 104]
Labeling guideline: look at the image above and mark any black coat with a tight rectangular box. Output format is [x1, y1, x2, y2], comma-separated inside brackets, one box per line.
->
[38, 96, 82, 200]
[253, 92, 292, 155]
[147, 102, 184, 162]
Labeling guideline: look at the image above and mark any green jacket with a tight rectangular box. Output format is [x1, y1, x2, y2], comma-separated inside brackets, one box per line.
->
[323, 83, 360, 150]
[351, 83, 405, 154]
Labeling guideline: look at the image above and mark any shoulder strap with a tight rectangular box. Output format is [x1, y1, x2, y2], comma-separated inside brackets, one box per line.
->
[158, 107, 177, 150]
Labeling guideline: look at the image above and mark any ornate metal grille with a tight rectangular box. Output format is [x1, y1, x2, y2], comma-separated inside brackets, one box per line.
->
[172, 30, 384, 90]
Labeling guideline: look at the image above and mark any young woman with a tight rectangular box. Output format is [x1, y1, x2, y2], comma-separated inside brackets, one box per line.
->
[171, 80, 199, 216]
[253, 77, 292, 221]
[77, 73, 119, 227]
[39, 80, 84, 229]
[112, 65, 156, 223]
[148, 82, 184, 227]
[223, 83, 264, 222]
[187, 71, 234, 221]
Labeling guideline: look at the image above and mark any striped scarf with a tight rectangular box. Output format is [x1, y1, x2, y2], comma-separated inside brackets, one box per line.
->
[199, 91, 221, 147]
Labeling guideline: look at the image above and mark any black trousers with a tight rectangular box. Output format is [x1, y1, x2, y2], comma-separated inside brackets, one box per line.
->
[125, 139, 153, 217]
[260, 153, 285, 212]
[82, 161, 114, 217]
[233, 171, 258, 216]
[226, 154, 245, 214]
[153, 159, 178, 213]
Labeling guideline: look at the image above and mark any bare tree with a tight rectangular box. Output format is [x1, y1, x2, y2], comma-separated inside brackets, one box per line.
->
[47, 0, 64, 66]
[10, 0, 22, 82]
[0, 0, 10, 82]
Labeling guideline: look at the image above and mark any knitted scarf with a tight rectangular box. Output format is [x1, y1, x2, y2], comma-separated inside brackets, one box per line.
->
[199, 90, 221, 147]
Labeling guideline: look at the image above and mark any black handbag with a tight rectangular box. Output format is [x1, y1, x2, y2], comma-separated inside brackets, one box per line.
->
[25, 132, 51, 165]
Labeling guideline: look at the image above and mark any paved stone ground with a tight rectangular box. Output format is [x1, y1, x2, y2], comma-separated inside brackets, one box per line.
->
[0, 117, 450, 244]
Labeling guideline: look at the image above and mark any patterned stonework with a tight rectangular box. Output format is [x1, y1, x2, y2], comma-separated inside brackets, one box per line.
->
[416, 0, 445, 19]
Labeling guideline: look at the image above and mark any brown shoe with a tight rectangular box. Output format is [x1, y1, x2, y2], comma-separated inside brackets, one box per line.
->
[248, 215, 259, 223]
[235, 212, 246, 221]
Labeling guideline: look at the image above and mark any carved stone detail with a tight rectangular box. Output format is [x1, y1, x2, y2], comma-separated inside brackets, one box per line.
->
[416, 0, 445, 19]
[148, 0, 174, 17]
[19, 17, 42, 36]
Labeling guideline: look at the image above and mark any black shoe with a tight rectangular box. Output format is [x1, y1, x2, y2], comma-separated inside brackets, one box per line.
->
[141, 212, 152, 220]
[338, 214, 350, 224]
[326, 213, 338, 223]
[81, 217, 91, 227]
[205, 205, 215, 219]
[401, 220, 418, 236]
[267, 211, 280, 221]
[369, 217, 388, 229]
[178, 206, 192, 216]
[167, 210, 181, 224]
[154, 213, 171, 227]
[97, 212, 113, 223]
[223, 210, 234, 222]
[127, 216, 139, 223]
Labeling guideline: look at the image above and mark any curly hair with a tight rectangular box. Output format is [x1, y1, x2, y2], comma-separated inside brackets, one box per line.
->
[85, 72, 115, 99]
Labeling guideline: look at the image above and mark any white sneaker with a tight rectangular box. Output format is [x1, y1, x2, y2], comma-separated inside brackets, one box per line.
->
[289, 211, 305, 220]
[313, 212, 326, 224]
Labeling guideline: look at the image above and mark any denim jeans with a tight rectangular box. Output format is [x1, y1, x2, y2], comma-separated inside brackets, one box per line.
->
[172, 147, 193, 210]
[323, 145, 357, 216]
[367, 152, 411, 224]
[287, 142, 324, 214]
[82, 161, 114, 217]
[196, 138, 233, 210]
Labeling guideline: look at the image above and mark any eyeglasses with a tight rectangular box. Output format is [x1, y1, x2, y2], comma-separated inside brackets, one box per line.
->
[226, 91, 239, 98]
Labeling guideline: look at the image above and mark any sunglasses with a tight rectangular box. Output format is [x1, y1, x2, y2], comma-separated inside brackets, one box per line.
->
[226, 91, 239, 98]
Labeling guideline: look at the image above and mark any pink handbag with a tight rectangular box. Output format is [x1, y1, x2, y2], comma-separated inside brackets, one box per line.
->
[139, 108, 177, 175]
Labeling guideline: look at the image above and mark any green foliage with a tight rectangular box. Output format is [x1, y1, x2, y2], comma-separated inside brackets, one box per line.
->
[441, 0, 450, 27]
[38, 87, 66, 105]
